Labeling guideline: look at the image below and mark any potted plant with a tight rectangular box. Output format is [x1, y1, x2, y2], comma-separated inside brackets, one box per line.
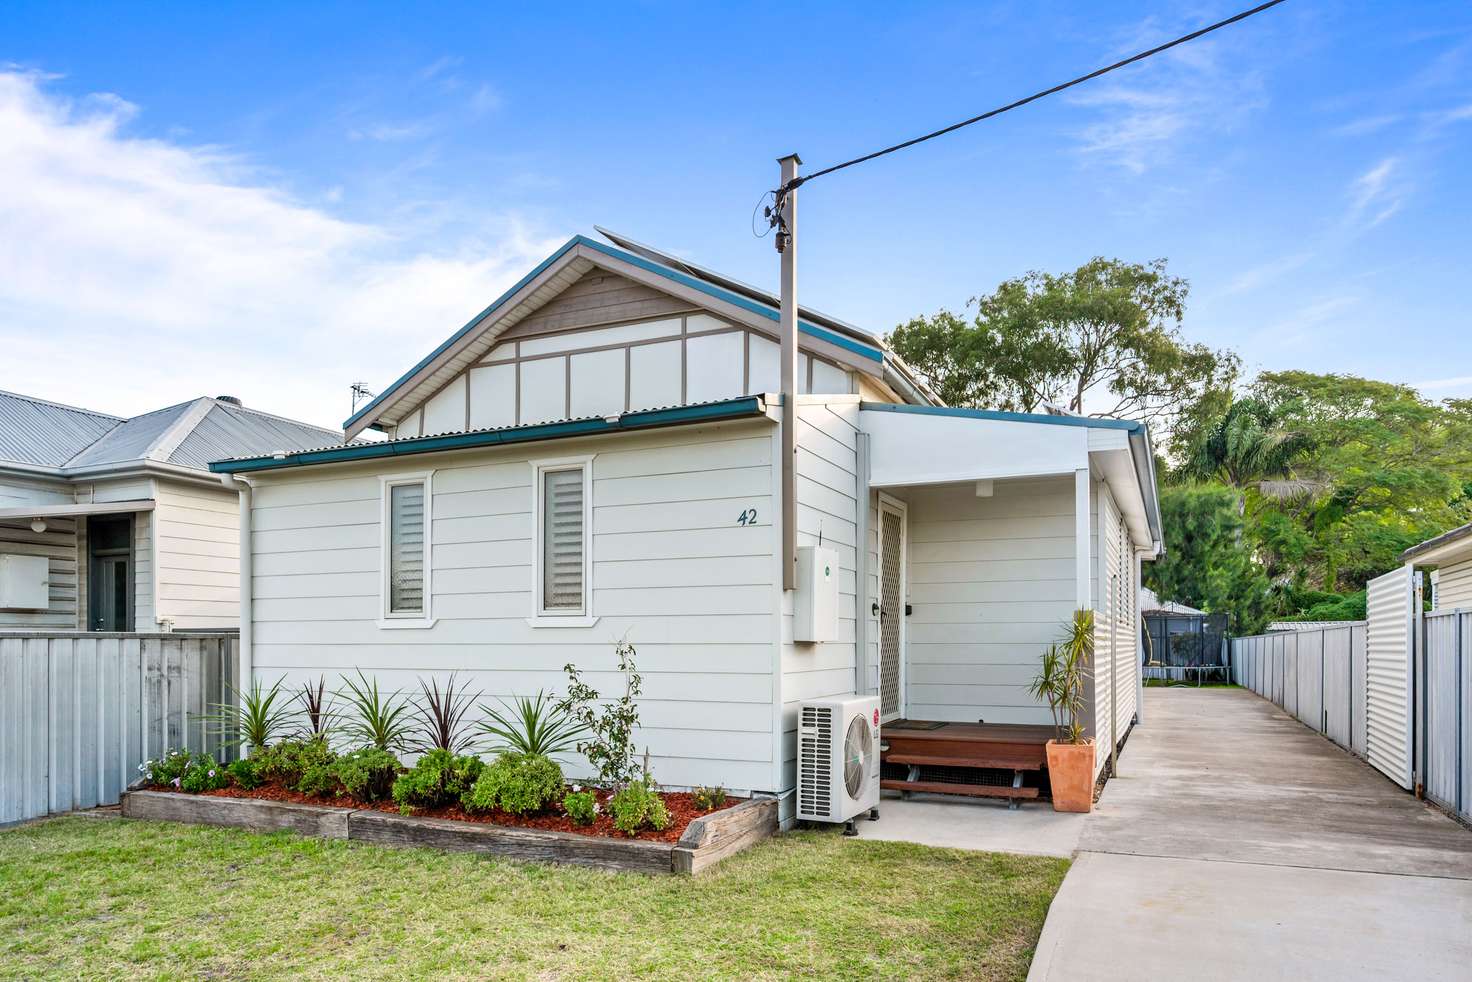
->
[1029, 609, 1096, 813]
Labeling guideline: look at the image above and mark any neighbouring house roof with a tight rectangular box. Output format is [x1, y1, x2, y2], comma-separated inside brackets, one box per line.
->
[212, 396, 771, 474]
[0, 390, 123, 467]
[0, 389, 348, 481]
[1266, 620, 1364, 632]
[1139, 587, 1205, 617]
[1402, 521, 1472, 567]
[342, 229, 940, 438]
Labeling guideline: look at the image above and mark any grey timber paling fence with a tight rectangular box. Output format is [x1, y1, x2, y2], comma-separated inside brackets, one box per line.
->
[1, 632, 238, 826]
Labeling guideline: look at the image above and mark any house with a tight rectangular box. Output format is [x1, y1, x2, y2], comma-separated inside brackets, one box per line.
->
[0, 391, 347, 632]
[208, 230, 1163, 819]
[1402, 521, 1472, 612]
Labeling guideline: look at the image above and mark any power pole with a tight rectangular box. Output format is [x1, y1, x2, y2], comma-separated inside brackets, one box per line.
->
[776, 153, 801, 591]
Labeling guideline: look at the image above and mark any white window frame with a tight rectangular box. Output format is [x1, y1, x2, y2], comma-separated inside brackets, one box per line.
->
[528, 453, 598, 628]
[378, 469, 436, 629]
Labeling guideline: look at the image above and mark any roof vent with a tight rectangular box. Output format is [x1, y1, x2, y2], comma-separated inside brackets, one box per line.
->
[216, 395, 243, 406]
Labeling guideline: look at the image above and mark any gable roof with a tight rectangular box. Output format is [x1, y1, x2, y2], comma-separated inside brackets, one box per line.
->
[343, 230, 939, 438]
[0, 390, 348, 479]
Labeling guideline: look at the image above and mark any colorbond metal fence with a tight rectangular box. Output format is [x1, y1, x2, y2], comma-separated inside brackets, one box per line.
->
[1233, 623, 1368, 759]
[1420, 610, 1471, 823]
[0, 632, 238, 826]
[1234, 608, 1472, 825]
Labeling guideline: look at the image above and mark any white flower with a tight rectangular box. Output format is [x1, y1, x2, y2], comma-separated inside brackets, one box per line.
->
[571, 784, 581, 793]
[592, 802, 601, 814]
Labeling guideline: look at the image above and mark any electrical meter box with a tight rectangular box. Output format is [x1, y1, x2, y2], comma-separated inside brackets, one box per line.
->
[0, 554, 50, 611]
[794, 545, 839, 643]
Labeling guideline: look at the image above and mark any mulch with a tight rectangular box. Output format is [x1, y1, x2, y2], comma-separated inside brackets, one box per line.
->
[173, 784, 731, 842]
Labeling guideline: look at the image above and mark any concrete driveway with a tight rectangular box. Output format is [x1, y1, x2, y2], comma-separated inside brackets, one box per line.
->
[1029, 687, 1472, 981]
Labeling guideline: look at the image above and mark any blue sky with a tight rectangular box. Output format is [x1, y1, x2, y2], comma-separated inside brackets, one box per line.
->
[2, 1, 1470, 428]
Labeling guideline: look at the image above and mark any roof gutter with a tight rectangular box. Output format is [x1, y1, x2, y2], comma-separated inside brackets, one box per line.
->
[215, 396, 770, 475]
[1, 457, 249, 489]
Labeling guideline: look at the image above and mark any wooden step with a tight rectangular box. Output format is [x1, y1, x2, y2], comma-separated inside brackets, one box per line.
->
[880, 779, 1040, 800]
[883, 751, 1044, 771]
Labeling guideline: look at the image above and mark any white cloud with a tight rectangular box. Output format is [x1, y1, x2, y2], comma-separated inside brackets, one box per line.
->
[1068, 24, 1267, 174]
[0, 70, 562, 428]
[1346, 157, 1406, 229]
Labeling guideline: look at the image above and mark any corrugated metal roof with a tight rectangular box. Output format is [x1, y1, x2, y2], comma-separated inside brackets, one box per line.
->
[169, 403, 346, 469]
[0, 390, 122, 467]
[65, 400, 198, 468]
[0, 390, 347, 475]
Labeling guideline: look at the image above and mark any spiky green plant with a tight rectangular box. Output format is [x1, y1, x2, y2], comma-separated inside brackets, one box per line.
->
[1028, 609, 1095, 744]
[476, 689, 587, 760]
[197, 677, 296, 756]
[339, 670, 415, 753]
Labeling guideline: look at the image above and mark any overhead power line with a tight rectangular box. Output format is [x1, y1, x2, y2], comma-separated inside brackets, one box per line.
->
[772, 0, 1288, 201]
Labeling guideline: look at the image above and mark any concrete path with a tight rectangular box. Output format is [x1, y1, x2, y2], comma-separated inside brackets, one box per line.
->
[855, 792, 1085, 858]
[1029, 687, 1472, 981]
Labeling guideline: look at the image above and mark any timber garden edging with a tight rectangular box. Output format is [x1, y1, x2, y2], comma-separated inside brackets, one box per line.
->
[120, 790, 778, 875]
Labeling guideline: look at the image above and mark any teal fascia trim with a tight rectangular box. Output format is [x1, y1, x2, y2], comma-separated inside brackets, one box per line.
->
[344, 235, 885, 430]
[223, 397, 767, 474]
[858, 401, 1144, 433]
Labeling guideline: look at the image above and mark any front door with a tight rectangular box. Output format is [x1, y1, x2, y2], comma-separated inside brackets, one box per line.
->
[878, 496, 907, 721]
[88, 515, 133, 631]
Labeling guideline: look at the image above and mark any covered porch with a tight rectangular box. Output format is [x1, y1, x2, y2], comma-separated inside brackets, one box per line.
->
[854, 404, 1163, 803]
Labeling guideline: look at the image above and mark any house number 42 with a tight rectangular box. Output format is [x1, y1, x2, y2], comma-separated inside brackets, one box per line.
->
[737, 508, 759, 526]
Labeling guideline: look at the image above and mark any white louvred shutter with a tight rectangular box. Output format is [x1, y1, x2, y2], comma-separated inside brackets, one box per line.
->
[543, 468, 585, 611]
[389, 482, 425, 613]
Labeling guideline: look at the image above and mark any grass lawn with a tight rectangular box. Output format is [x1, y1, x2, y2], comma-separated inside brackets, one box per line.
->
[0, 816, 1067, 980]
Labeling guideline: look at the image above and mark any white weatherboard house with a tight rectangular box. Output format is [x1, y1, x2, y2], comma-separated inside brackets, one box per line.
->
[0, 391, 345, 632]
[210, 231, 1163, 819]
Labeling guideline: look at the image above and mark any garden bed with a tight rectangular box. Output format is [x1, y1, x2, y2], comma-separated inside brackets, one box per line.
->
[120, 789, 777, 875]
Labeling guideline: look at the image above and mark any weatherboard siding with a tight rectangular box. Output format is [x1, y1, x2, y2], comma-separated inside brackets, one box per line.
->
[153, 480, 240, 630]
[777, 399, 862, 793]
[900, 477, 1078, 727]
[1434, 559, 1472, 611]
[0, 516, 81, 629]
[247, 418, 781, 792]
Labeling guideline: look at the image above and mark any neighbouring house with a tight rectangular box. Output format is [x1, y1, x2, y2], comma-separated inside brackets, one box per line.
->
[0, 391, 347, 632]
[1402, 521, 1472, 612]
[208, 229, 1163, 819]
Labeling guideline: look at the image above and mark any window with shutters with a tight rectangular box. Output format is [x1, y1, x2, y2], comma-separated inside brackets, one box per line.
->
[380, 472, 434, 625]
[531, 456, 595, 624]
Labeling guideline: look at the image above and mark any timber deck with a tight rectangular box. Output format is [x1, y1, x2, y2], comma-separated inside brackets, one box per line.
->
[880, 721, 1054, 806]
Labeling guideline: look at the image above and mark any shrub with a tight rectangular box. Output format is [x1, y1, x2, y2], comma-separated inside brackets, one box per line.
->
[464, 753, 564, 815]
[391, 749, 484, 812]
[226, 756, 264, 790]
[335, 747, 401, 802]
[607, 776, 669, 836]
[558, 638, 644, 786]
[297, 757, 341, 798]
[179, 755, 229, 793]
[692, 785, 727, 810]
[562, 788, 598, 825]
[256, 738, 335, 789]
[141, 749, 193, 788]
[477, 690, 586, 760]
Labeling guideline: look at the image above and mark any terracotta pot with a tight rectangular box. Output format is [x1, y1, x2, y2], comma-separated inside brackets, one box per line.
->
[1045, 739, 1095, 813]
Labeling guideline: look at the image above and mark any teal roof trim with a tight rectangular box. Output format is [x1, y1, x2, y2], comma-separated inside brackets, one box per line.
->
[225, 396, 768, 474]
[344, 235, 885, 430]
[858, 401, 1144, 433]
